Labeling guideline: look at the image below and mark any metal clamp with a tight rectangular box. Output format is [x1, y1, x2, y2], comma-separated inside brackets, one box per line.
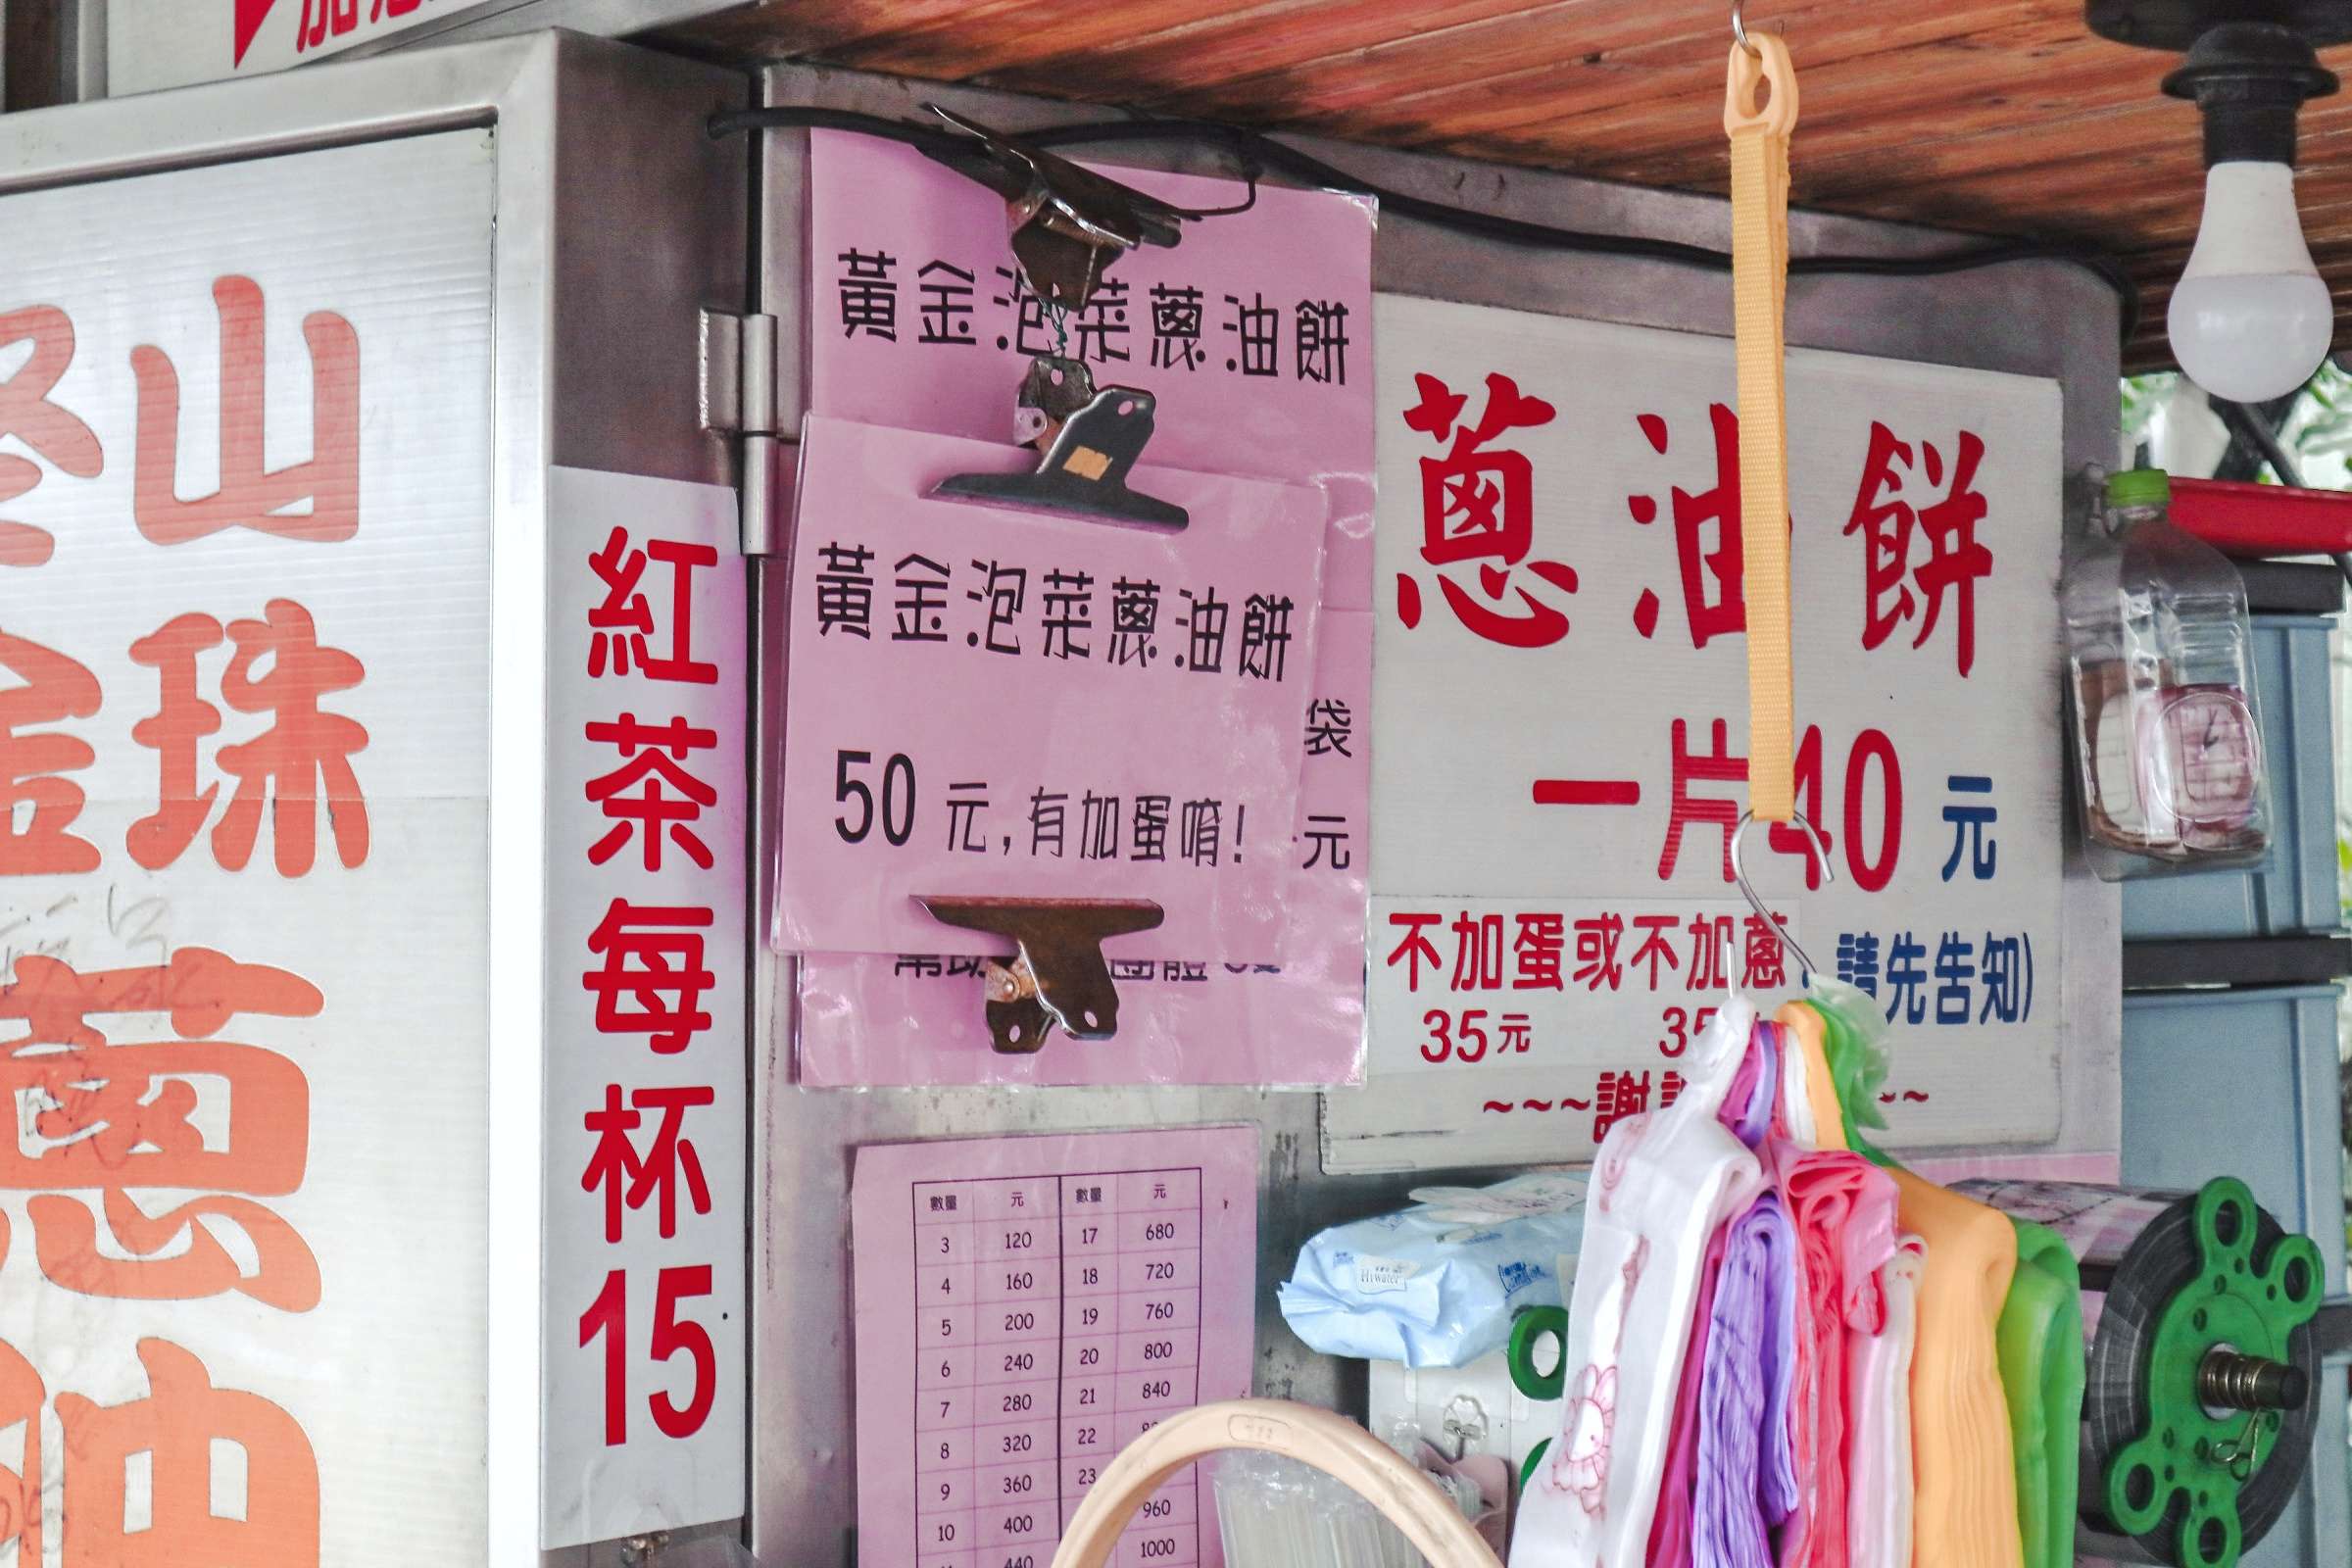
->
[935, 365, 1189, 530]
[916, 896, 1165, 1054]
[927, 105, 1185, 315]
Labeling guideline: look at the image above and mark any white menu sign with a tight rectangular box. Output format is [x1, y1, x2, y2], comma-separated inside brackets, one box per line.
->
[1328, 294, 2068, 1172]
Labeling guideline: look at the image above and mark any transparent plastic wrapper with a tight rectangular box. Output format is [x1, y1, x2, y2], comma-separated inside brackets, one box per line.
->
[2062, 467, 2271, 879]
[1212, 1435, 1499, 1568]
[784, 129, 1378, 1089]
[1278, 1174, 1587, 1369]
[793, 608, 1371, 1088]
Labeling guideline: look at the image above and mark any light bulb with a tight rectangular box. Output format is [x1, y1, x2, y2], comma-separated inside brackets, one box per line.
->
[2168, 161, 2332, 403]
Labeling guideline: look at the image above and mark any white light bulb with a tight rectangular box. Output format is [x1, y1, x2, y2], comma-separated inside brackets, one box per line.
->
[2168, 161, 2333, 403]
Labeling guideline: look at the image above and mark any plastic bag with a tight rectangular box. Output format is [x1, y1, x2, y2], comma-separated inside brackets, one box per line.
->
[1509, 999, 1767, 1568]
[1278, 1174, 1587, 1369]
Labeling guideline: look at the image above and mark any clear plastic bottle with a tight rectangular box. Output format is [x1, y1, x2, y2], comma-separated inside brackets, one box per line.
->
[2062, 467, 2270, 879]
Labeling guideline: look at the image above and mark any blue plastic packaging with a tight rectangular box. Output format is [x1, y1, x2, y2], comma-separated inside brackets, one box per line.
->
[1276, 1173, 1588, 1369]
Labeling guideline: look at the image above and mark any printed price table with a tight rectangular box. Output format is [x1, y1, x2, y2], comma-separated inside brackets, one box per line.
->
[856, 1130, 1260, 1568]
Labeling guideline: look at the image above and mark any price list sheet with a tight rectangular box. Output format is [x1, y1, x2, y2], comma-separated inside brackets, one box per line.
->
[853, 1128, 1261, 1568]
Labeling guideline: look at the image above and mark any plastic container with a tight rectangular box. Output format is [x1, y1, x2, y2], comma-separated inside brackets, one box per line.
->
[2063, 468, 2272, 880]
[2120, 614, 2339, 939]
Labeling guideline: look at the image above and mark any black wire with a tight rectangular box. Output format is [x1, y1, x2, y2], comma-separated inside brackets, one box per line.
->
[710, 105, 2141, 342]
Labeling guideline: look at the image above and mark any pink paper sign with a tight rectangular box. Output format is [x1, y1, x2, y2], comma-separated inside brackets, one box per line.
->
[853, 1128, 1260, 1568]
[775, 416, 1328, 960]
[808, 128, 1378, 609]
[797, 610, 1371, 1087]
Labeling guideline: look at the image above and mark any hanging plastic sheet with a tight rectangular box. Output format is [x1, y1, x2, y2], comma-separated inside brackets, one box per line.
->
[1506, 999, 1767, 1568]
[1801, 980, 2028, 1568]
[1996, 1221, 2086, 1568]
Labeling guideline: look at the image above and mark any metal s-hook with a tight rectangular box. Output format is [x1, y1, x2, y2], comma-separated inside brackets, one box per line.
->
[1728, 808, 1832, 980]
[1732, 0, 1761, 56]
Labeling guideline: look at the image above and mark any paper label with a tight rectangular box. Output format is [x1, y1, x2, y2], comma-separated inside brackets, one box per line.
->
[1408, 1176, 1592, 1222]
[806, 129, 1377, 609]
[851, 1129, 1261, 1568]
[793, 610, 1371, 1088]
[1354, 1255, 1421, 1294]
[775, 416, 1328, 961]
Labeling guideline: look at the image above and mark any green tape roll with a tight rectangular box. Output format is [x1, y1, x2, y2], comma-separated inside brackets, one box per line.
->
[1955, 1178, 2325, 1568]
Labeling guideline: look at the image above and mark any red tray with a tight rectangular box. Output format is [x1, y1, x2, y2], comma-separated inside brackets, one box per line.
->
[2167, 476, 2352, 558]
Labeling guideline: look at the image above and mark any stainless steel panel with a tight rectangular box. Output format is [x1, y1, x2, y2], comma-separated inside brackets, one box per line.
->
[750, 59, 2122, 1566]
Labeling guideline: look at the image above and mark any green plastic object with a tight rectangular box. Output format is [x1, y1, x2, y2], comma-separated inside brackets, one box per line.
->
[2106, 467, 2172, 510]
[1507, 1305, 1568, 1401]
[1998, 1220, 2086, 1568]
[1798, 988, 1892, 1163]
[2099, 1178, 2326, 1568]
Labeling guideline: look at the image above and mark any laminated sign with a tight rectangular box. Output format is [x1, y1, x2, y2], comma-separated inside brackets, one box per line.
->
[1329, 295, 2072, 1172]
[773, 417, 1328, 963]
[783, 130, 1377, 1088]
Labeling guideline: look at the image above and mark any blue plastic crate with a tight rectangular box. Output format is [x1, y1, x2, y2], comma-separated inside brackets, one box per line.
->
[2121, 985, 2349, 1567]
[2121, 614, 2340, 940]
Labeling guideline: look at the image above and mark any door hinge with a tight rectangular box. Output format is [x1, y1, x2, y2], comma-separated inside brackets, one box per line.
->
[702, 309, 783, 556]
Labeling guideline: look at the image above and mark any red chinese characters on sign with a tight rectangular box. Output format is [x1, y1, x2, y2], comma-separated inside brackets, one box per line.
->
[583, 900, 714, 1054]
[1656, 717, 1902, 893]
[1626, 406, 1747, 648]
[128, 601, 371, 876]
[585, 714, 718, 872]
[1841, 422, 1994, 677]
[0, 305, 105, 568]
[0, 627, 102, 876]
[589, 527, 720, 684]
[131, 275, 359, 549]
[575, 521, 726, 1453]
[582, 1083, 715, 1243]
[1395, 371, 1578, 647]
[0, 948, 324, 1310]
[291, 0, 427, 56]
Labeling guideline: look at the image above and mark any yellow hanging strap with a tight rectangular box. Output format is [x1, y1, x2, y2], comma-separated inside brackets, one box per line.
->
[1725, 32, 1799, 822]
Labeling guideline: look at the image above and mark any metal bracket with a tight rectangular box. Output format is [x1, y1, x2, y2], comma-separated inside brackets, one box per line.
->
[915, 896, 1164, 1054]
[701, 309, 784, 556]
[927, 106, 1185, 316]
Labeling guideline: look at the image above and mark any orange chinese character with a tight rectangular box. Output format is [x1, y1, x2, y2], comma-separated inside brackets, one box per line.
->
[127, 601, 369, 875]
[131, 275, 359, 548]
[0, 626, 101, 876]
[56, 1339, 318, 1568]
[0, 950, 322, 1307]
[0, 305, 104, 568]
[0, 1338, 41, 1565]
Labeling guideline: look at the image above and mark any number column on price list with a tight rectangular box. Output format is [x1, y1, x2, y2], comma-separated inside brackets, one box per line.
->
[1069, 1169, 1206, 1567]
[916, 1176, 1063, 1568]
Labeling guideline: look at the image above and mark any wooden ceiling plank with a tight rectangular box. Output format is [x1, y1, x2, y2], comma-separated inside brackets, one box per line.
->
[1158, 3, 2070, 153]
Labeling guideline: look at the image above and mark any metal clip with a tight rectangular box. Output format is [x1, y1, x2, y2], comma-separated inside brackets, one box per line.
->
[927, 105, 1184, 315]
[916, 896, 1165, 1054]
[1011, 354, 1102, 450]
[935, 379, 1189, 530]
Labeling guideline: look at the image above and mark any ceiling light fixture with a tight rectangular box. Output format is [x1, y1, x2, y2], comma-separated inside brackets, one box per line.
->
[2089, 2, 2347, 401]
